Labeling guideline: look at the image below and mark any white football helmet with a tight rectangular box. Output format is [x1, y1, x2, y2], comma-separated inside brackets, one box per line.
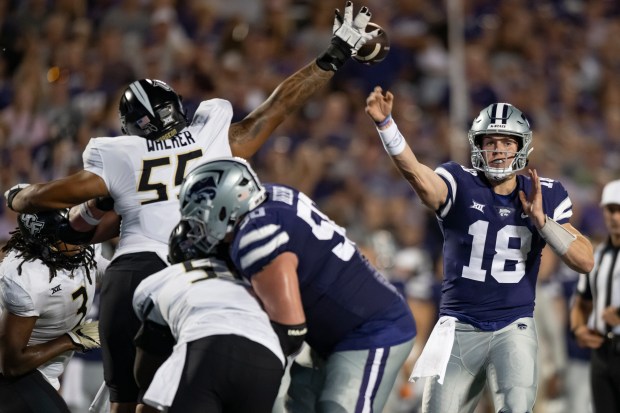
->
[468, 103, 533, 181]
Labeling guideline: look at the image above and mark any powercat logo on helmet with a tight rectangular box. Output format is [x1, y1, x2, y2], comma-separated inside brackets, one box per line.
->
[189, 174, 220, 203]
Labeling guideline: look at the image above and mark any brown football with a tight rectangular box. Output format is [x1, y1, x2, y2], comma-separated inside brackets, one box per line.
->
[353, 23, 390, 65]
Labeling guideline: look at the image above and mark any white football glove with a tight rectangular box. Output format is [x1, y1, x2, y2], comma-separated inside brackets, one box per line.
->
[67, 320, 101, 352]
[4, 183, 30, 211]
[333, 1, 379, 54]
[316, 1, 380, 71]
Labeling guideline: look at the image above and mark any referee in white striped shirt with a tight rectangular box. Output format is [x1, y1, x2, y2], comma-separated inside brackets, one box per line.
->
[571, 179, 620, 413]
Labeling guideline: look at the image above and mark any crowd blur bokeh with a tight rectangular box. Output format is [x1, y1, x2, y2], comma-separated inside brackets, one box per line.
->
[1, 0, 618, 412]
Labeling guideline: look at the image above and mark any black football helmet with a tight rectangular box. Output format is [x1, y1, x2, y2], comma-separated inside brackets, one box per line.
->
[168, 220, 201, 264]
[119, 79, 187, 141]
[18, 210, 68, 247]
[17, 209, 86, 258]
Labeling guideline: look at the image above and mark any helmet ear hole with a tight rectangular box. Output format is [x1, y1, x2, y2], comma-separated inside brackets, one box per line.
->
[219, 207, 227, 221]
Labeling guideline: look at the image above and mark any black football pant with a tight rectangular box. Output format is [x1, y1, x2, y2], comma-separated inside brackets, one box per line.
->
[0, 370, 70, 413]
[590, 336, 620, 413]
[169, 335, 284, 413]
[99, 251, 167, 402]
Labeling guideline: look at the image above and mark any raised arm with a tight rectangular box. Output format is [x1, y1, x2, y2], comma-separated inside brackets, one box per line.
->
[229, 1, 378, 159]
[365, 86, 448, 211]
[229, 64, 333, 159]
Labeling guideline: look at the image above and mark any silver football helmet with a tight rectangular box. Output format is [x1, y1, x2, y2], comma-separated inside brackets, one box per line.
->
[178, 157, 267, 255]
[468, 103, 533, 181]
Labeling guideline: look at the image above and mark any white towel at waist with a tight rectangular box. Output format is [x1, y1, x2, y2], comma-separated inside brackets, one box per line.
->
[143, 342, 188, 411]
[409, 316, 456, 385]
[89, 382, 110, 413]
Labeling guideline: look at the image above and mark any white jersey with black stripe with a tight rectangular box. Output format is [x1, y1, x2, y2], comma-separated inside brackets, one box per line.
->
[576, 241, 620, 336]
[83, 99, 234, 263]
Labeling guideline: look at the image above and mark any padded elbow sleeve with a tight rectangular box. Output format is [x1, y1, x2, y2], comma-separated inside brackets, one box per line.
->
[271, 321, 307, 357]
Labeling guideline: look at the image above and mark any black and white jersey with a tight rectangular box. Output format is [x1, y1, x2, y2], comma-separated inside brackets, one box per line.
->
[132, 257, 284, 365]
[576, 240, 620, 336]
[83, 99, 234, 262]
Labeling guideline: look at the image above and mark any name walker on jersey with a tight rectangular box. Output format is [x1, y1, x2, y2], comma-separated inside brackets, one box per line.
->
[147, 131, 196, 152]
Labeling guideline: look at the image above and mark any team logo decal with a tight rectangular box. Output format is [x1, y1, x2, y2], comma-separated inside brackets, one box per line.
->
[494, 206, 515, 219]
[470, 201, 485, 213]
[20, 214, 44, 235]
[189, 173, 221, 203]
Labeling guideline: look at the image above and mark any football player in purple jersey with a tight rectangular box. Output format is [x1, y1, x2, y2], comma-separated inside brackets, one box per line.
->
[177, 157, 416, 413]
[365, 86, 593, 413]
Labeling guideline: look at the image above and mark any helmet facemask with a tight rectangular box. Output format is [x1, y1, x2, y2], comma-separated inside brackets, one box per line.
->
[468, 103, 533, 181]
[168, 220, 201, 264]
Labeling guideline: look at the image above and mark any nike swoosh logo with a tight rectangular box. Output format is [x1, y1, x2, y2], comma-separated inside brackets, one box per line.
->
[77, 329, 100, 345]
[521, 213, 529, 219]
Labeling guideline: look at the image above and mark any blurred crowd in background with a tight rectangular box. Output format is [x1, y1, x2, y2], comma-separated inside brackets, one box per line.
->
[1, 0, 619, 412]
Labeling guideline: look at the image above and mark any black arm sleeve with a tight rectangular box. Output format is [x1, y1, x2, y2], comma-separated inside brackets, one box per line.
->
[270, 321, 307, 357]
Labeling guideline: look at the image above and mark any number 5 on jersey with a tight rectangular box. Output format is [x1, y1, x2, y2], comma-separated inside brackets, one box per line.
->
[138, 150, 203, 204]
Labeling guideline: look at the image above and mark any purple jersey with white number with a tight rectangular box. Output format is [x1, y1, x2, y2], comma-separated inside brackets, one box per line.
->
[435, 162, 572, 331]
[229, 184, 416, 357]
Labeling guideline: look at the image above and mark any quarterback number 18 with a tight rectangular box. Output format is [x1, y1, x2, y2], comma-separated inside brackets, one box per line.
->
[461, 220, 533, 283]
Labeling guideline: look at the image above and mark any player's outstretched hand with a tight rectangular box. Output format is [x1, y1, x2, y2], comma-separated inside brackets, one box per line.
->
[316, 1, 380, 72]
[67, 321, 101, 352]
[365, 86, 394, 126]
[4, 183, 30, 211]
[518, 169, 545, 229]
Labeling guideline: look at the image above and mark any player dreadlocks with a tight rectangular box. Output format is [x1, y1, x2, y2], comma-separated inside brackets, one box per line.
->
[1, 209, 96, 282]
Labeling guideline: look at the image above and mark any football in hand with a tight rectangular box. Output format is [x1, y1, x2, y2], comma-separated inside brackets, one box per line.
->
[353, 23, 390, 65]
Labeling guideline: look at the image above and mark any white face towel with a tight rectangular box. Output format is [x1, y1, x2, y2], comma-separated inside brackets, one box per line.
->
[89, 382, 110, 413]
[143, 342, 188, 411]
[409, 316, 457, 385]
